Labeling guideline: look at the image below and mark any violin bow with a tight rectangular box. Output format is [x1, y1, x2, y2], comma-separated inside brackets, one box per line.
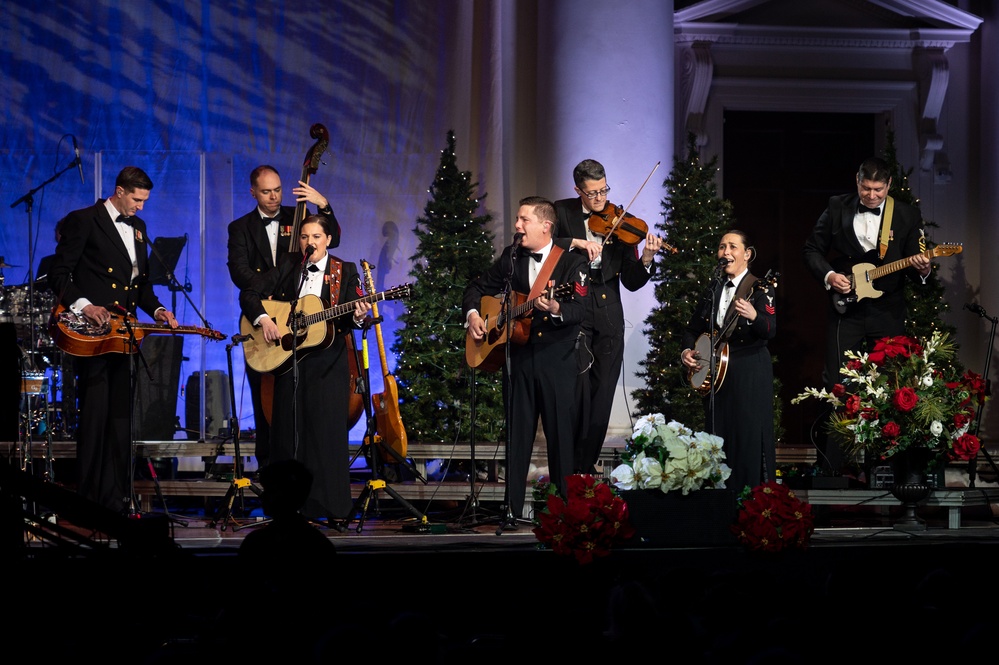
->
[601, 161, 660, 245]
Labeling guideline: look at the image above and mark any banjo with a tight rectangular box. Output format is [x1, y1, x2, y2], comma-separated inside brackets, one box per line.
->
[687, 269, 779, 395]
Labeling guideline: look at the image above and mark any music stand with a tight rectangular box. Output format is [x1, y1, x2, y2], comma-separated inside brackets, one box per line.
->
[148, 236, 189, 311]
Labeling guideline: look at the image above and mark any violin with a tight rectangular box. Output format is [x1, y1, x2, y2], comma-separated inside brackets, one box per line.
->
[587, 203, 679, 254]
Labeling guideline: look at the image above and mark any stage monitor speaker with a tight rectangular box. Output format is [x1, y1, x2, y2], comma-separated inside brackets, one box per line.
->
[133, 335, 184, 441]
[185, 370, 230, 440]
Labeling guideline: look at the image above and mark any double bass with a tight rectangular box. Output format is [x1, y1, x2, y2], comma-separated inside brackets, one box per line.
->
[261, 123, 363, 428]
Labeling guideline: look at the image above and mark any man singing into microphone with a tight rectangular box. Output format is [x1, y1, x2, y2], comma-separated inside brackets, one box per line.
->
[49, 166, 179, 513]
[463, 196, 589, 525]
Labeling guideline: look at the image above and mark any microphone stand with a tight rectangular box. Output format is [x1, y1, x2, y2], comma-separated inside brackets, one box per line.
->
[496, 242, 533, 534]
[965, 303, 999, 488]
[289, 257, 312, 461]
[9, 154, 79, 478]
[706, 263, 727, 434]
[120, 309, 185, 525]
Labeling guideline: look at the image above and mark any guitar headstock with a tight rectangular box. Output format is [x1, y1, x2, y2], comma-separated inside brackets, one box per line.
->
[756, 269, 780, 294]
[930, 243, 963, 258]
[385, 283, 413, 301]
[205, 328, 226, 341]
[360, 259, 376, 295]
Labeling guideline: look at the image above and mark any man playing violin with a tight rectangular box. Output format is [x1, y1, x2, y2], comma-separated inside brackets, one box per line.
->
[553, 159, 665, 474]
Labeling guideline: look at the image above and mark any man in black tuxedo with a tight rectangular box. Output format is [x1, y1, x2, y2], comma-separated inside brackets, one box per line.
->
[803, 156, 931, 472]
[49, 166, 178, 512]
[226, 164, 339, 470]
[463, 196, 589, 523]
[553, 159, 664, 474]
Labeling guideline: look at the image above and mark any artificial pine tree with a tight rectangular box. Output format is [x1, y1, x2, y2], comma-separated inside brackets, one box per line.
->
[391, 131, 506, 447]
[631, 133, 733, 431]
[880, 126, 958, 343]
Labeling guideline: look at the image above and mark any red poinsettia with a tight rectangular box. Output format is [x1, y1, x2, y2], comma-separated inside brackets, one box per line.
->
[532, 474, 635, 565]
[731, 481, 814, 552]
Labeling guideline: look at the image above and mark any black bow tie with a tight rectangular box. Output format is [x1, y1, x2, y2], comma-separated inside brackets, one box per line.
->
[116, 215, 133, 226]
[262, 215, 278, 225]
[858, 204, 881, 216]
[307, 264, 321, 273]
[519, 249, 543, 262]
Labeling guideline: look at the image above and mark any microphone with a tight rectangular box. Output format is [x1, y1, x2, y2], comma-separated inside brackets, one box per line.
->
[106, 303, 129, 317]
[302, 244, 316, 264]
[965, 302, 987, 317]
[512, 232, 525, 248]
[231, 333, 253, 343]
[72, 135, 84, 184]
[717, 258, 731, 266]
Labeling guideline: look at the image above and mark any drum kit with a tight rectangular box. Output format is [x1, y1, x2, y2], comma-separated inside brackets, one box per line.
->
[0, 258, 76, 448]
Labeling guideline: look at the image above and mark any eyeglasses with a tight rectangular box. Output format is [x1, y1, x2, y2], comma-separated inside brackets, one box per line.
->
[579, 186, 611, 200]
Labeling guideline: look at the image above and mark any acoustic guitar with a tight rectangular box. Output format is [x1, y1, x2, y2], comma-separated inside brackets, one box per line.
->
[50, 303, 225, 356]
[361, 259, 407, 460]
[831, 243, 962, 314]
[687, 270, 779, 396]
[464, 281, 573, 372]
[240, 284, 412, 375]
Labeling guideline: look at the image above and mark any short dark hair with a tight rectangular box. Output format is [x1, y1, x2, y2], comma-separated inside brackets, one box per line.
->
[572, 159, 606, 187]
[519, 196, 556, 225]
[301, 213, 334, 237]
[857, 157, 892, 185]
[251, 165, 280, 188]
[115, 166, 153, 192]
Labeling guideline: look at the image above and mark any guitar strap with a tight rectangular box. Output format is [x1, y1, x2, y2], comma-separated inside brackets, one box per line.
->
[878, 196, 895, 260]
[326, 257, 343, 305]
[719, 274, 758, 340]
[525, 245, 565, 300]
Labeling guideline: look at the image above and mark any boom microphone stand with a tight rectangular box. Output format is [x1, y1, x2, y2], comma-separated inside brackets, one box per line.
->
[964, 302, 999, 488]
[455, 365, 503, 529]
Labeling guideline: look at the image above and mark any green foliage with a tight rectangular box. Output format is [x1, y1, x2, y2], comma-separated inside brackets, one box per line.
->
[391, 131, 505, 444]
[880, 125, 958, 344]
[631, 134, 733, 429]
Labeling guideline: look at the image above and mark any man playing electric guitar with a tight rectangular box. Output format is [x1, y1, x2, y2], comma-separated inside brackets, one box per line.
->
[803, 156, 931, 474]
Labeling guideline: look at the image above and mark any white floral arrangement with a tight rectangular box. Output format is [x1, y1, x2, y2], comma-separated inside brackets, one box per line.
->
[610, 413, 731, 495]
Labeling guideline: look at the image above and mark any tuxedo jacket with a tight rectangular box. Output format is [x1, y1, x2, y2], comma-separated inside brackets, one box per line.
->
[803, 192, 924, 313]
[552, 197, 654, 311]
[49, 199, 165, 317]
[462, 243, 589, 347]
[238, 251, 362, 344]
[227, 204, 341, 291]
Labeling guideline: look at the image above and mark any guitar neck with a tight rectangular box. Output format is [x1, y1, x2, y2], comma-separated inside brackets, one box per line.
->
[361, 261, 391, 374]
[867, 249, 932, 281]
[131, 323, 214, 337]
[299, 291, 391, 329]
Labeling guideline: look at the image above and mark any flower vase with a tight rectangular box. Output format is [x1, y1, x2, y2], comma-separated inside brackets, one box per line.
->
[888, 448, 932, 531]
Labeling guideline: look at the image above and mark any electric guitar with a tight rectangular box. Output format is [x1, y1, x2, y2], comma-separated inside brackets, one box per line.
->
[361, 259, 407, 460]
[240, 284, 412, 374]
[832, 243, 962, 314]
[50, 303, 225, 356]
[687, 270, 779, 396]
[465, 281, 573, 372]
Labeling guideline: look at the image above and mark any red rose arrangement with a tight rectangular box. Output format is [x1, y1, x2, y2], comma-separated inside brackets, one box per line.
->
[792, 331, 987, 471]
[731, 481, 814, 552]
[532, 474, 635, 565]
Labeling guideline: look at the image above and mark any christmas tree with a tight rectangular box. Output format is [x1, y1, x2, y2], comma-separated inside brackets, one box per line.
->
[880, 125, 958, 342]
[631, 134, 733, 430]
[391, 131, 506, 447]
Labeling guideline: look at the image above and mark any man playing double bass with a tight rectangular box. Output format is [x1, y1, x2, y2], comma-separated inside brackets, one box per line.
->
[226, 165, 339, 470]
[553, 159, 664, 475]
